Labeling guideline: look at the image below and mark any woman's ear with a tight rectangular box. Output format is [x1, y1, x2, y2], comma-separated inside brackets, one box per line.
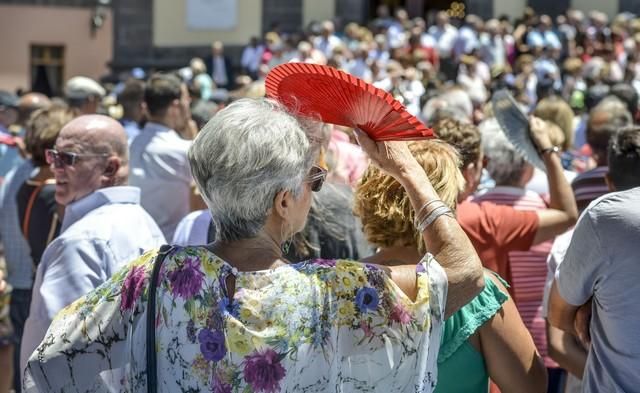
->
[272, 189, 292, 220]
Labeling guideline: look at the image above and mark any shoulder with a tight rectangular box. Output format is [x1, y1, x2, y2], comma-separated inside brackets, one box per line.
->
[584, 188, 640, 223]
[439, 271, 508, 362]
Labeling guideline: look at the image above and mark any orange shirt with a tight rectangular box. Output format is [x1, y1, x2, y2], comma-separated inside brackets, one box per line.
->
[456, 199, 539, 297]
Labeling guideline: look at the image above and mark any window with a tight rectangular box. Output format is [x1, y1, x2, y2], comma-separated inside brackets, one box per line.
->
[30, 45, 65, 97]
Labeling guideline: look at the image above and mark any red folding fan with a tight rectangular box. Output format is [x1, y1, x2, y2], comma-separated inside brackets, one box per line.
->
[265, 63, 434, 141]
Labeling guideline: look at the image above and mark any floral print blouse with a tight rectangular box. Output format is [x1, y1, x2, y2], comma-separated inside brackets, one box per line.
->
[24, 246, 447, 393]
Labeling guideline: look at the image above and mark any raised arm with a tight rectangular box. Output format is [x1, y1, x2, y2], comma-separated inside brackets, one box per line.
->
[354, 129, 484, 317]
[529, 118, 579, 245]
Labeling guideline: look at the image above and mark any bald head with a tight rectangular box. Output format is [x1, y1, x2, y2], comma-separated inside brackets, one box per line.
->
[60, 114, 128, 162]
[18, 92, 51, 124]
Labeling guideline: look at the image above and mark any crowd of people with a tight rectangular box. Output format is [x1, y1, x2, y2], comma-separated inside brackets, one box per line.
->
[0, 5, 640, 393]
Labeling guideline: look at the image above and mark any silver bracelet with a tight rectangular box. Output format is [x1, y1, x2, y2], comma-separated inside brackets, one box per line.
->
[417, 205, 453, 232]
[413, 200, 446, 227]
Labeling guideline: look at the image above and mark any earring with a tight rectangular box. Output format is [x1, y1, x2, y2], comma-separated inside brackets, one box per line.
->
[280, 222, 293, 256]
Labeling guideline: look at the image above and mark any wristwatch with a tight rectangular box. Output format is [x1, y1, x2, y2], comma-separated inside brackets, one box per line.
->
[539, 146, 560, 156]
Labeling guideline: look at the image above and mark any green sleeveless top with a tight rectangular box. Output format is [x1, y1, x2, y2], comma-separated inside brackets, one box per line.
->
[434, 272, 509, 393]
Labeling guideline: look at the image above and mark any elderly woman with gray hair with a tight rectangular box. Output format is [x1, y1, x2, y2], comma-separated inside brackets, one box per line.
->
[23, 98, 484, 393]
[473, 118, 564, 390]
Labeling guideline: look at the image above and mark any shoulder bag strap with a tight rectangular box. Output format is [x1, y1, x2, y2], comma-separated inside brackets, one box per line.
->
[22, 182, 45, 237]
[146, 244, 174, 393]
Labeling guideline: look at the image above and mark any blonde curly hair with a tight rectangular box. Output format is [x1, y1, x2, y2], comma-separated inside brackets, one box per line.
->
[354, 139, 465, 253]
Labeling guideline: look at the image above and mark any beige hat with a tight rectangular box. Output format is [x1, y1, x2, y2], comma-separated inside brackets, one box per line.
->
[65, 76, 106, 99]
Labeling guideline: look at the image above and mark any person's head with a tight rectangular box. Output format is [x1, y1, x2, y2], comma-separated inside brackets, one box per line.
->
[0, 90, 19, 128]
[188, 98, 322, 244]
[144, 73, 191, 130]
[212, 41, 224, 56]
[321, 20, 335, 37]
[25, 103, 74, 167]
[50, 115, 128, 206]
[118, 79, 146, 123]
[533, 96, 574, 150]
[607, 126, 640, 191]
[435, 11, 449, 27]
[189, 57, 208, 76]
[434, 118, 483, 200]
[480, 118, 533, 188]
[587, 96, 633, 165]
[17, 92, 50, 126]
[354, 140, 465, 253]
[64, 76, 106, 115]
[421, 89, 474, 124]
[610, 83, 639, 118]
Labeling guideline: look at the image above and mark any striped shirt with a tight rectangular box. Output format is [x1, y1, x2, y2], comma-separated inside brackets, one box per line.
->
[473, 186, 557, 368]
[571, 166, 609, 212]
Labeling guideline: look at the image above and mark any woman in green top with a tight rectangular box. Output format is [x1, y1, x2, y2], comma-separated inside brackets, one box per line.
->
[355, 139, 547, 392]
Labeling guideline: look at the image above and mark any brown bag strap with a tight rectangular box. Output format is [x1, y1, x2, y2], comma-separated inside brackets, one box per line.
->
[22, 179, 56, 237]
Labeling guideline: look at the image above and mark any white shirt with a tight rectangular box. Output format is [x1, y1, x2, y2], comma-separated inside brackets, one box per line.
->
[129, 122, 192, 240]
[20, 186, 165, 375]
[172, 209, 212, 246]
[312, 35, 343, 58]
[427, 24, 458, 58]
[241, 45, 264, 73]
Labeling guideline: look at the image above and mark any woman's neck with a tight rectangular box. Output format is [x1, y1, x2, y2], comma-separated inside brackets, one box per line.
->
[207, 232, 287, 272]
[361, 245, 422, 266]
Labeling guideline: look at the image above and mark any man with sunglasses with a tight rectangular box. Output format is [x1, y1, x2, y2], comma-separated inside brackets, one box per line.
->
[19, 115, 165, 376]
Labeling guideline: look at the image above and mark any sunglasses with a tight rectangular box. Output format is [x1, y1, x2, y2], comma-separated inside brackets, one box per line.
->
[45, 149, 109, 168]
[306, 165, 327, 192]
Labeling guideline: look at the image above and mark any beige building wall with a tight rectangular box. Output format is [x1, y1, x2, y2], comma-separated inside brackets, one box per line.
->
[572, 0, 619, 19]
[493, 0, 526, 21]
[303, 0, 336, 27]
[0, 5, 112, 93]
[153, 0, 262, 47]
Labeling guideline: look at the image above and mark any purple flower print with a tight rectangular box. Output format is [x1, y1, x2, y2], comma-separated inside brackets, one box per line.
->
[355, 286, 380, 313]
[120, 265, 146, 312]
[243, 348, 286, 393]
[314, 258, 336, 267]
[168, 257, 205, 299]
[211, 374, 232, 393]
[198, 329, 226, 362]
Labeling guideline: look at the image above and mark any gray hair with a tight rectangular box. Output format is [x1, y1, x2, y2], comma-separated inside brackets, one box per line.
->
[480, 118, 529, 186]
[421, 89, 474, 124]
[188, 98, 314, 242]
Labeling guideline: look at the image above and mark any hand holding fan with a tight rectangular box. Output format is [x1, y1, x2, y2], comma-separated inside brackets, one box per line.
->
[491, 89, 546, 171]
[265, 63, 434, 141]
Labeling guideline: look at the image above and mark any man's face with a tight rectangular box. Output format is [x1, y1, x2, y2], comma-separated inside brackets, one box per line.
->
[0, 107, 18, 128]
[172, 84, 192, 131]
[52, 132, 106, 206]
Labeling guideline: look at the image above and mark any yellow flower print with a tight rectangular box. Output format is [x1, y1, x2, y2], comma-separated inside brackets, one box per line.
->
[335, 272, 357, 296]
[336, 260, 361, 275]
[200, 255, 220, 276]
[416, 274, 430, 304]
[226, 320, 253, 355]
[336, 299, 356, 325]
[55, 298, 84, 320]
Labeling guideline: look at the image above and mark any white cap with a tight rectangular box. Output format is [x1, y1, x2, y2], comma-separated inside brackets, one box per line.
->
[65, 76, 106, 99]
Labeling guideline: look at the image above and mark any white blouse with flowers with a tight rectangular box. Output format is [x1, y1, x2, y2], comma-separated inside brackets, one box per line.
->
[24, 246, 447, 393]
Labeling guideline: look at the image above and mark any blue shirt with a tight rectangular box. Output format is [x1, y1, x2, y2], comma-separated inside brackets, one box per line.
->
[20, 186, 166, 374]
[121, 119, 141, 143]
[0, 160, 35, 289]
